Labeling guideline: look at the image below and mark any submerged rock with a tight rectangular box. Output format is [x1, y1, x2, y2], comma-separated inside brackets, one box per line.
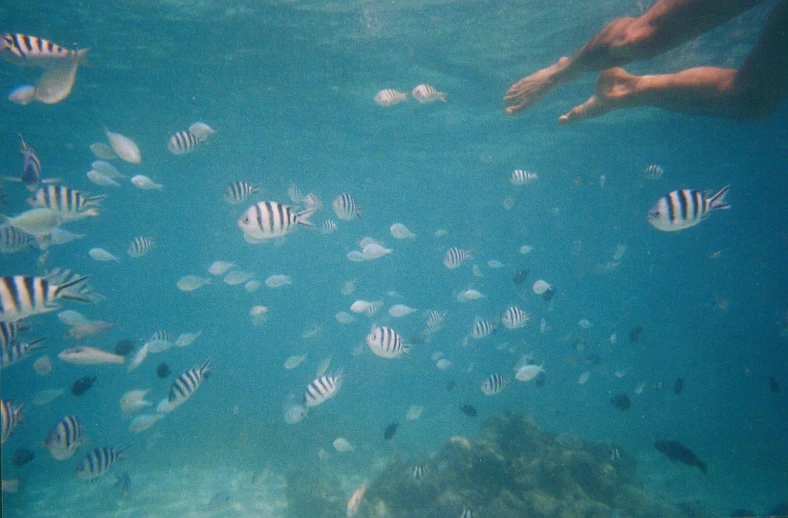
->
[358, 412, 709, 518]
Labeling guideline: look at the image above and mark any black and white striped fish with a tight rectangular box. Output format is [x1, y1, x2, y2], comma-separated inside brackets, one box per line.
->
[76, 445, 128, 480]
[1, 399, 24, 445]
[0, 33, 87, 66]
[303, 368, 344, 407]
[443, 247, 472, 269]
[127, 236, 155, 257]
[320, 219, 338, 234]
[1, 337, 45, 369]
[366, 325, 411, 359]
[165, 359, 212, 411]
[0, 320, 30, 349]
[167, 130, 204, 155]
[223, 182, 260, 205]
[480, 373, 508, 395]
[0, 274, 92, 322]
[45, 415, 82, 460]
[648, 186, 730, 231]
[470, 318, 496, 339]
[411, 465, 425, 479]
[2, 134, 58, 192]
[28, 185, 105, 216]
[237, 201, 317, 243]
[145, 329, 176, 353]
[423, 310, 446, 333]
[501, 306, 530, 329]
[331, 193, 361, 220]
[509, 169, 538, 185]
[0, 224, 37, 254]
[642, 164, 664, 180]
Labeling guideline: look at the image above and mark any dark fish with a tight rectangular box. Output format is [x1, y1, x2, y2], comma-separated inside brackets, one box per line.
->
[541, 288, 555, 302]
[512, 269, 529, 285]
[71, 376, 96, 396]
[114, 339, 134, 356]
[383, 422, 399, 440]
[459, 404, 477, 417]
[584, 353, 601, 365]
[209, 492, 231, 507]
[768, 375, 780, 393]
[628, 325, 644, 342]
[156, 362, 171, 378]
[115, 472, 131, 495]
[654, 440, 707, 474]
[610, 393, 631, 411]
[445, 380, 456, 392]
[673, 378, 684, 395]
[11, 448, 34, 467]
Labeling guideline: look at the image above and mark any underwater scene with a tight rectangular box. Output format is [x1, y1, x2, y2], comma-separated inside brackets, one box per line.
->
[1, 0, 787, 516]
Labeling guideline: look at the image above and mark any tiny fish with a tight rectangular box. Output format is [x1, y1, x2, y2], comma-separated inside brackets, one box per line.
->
[304, 369, 344, 407]
[459, 404, 477, 417]
[648, 186, 730, 231]
[284, 353, 307, 370]
[104, 128, 141, 164]
[11, 448, 34, 467]
[86, 170, 120, 187]
[510, 169, 538, 185]
[208, 260, 235, 275]
[120, 389, 152, 414]
[127, 236, 155, 257]
[642, 164, 664, 179]
[515, 363, 545, 382]
[320, 219, 338, 234]
[390, 223, 416, 239]
[333, 437, 354, 453]
[130, 175, 162, 190]
[115, 472, 131, 496]
[128, 413, 164, 433]
[156, 363, 171, 378]
[628, 325, 644, 342]
[71, 376, 97, 396]
[443, 247, 472, 269]
[188, 122, 215, 139]
[90, 161, 125, 180]
[374, 89, 407, 107]
[411, 84, 446, 103]
[673, 378, 684, 395]
[65, 319, 117, 340]
[383, 422, 399, 440]
[265, 274, 292, 288]
[90, 143, 118, 160]
[223, 181, 260, 204]
[405, 404, 424, 420]
[332, 193, 361, 220]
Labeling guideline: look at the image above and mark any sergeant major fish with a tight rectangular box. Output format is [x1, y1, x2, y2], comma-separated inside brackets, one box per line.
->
[76, 445, 128, 480]
[1, 400, 24, 444]
[237, 201, 316, 243]
[45, 415, 82, 460]
[1, 337, 46, 369]
[648, 186, 730, 231]
[158, 359, 212, 413]
[366, 325, 411, 359]
[0, 33, 88, 66]
[304, 369, 344, 407]
[0, 274, 92, 322]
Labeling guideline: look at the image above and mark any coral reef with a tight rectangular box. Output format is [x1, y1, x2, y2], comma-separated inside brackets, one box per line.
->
[354, 412, 710, 518]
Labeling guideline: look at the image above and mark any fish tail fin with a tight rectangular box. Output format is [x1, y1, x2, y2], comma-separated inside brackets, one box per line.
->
[438, 92, 447, 102]
[116, 443, 132, 459]
[709, 185, 730, 211]
[200, 358, 213, 378]
[296, 207, 317, 227]
[27, 336, 46, 351]
[54, 275, 94, 303]
[74, 48, 90, 67]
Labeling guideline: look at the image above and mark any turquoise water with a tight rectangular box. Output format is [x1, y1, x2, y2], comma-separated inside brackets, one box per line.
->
[1, 0, 787, 516]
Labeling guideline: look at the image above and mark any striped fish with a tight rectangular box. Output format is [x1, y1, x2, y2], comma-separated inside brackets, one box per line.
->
[320, 219, 338, 234]
[411, 465, 425, 479]
[510, 169, 538, 185]
[167, 130, 204, 155]
[145, 329, 176, 353]
[237, 201, 317, 242]
[648, 186, 730, 232]
[411, 84, 446, 103]
[0, 274, 92, 322]
[223, 181, 260, 204]
[287, 183, 304, 204]
[331, 193, 361, 220]
[127, 236, 155, 257]
[45, 415, 82, 460]
[480, 373, 508, 395]
[443, 247, 472, 269]
[166, 359, 212, 411]
[642, 164, 664, 180]
[0, 224, 36, 254]
[0, 320, 30, 349]
[1, 399, 24, 444]
[366, 325, 411, 359]
[501, 306, 530, 329]
[1, 337, 45, 369]
[470, 318, 496, 339]
[373, 89, 408, 107]
[0, 33, 87, 66]
[76, 445, 128, 481]
[2, 134, 59, 192]
[423, 310, 446, 333]
[28, 185, 105, 216]
[304, 368, 344, 407]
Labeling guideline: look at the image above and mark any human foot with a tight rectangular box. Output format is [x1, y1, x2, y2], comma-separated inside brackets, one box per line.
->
[558, 67, 640, 124]
[504, 57, 572, 115]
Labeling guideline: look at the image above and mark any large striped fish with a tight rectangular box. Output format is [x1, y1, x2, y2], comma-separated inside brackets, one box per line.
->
[76, 445, 128, 480]
[237, 201, 316, 243]
[161, 359, 212, 412]
[28, 185, 105, 217]
[648, 186, 730, 232]
[45, 415, 82, 460]
[1, 399, 24, 444]
[366, 326, 411, 359]
[0, 275, 93, 322]
[304, 369, 344, 407]
[1, 33, 88, 66]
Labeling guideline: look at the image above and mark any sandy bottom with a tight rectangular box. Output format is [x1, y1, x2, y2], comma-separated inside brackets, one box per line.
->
[3, 465, 292, 518]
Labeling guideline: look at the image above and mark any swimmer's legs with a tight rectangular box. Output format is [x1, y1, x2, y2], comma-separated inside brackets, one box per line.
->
[504, 0, 760, 115]
[559, 0, 788, 123]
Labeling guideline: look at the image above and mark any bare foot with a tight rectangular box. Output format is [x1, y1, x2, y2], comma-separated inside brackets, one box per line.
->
[504, 57, 572, 115]
[558, 67, 640, 125]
